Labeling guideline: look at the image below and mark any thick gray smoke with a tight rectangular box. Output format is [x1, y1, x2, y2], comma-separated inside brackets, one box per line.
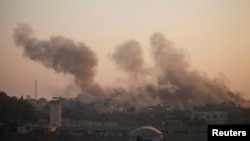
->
[13, 23, 103, 100]
[13, 23, 247, 107]
[112, 40, 144, 73]
[111, 40, 152, 90]
[111, 32, 246, 107]
[148, 33, 245, 106]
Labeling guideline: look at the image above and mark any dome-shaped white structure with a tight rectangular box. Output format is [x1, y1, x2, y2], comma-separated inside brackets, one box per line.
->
[128, 126, 163, 141]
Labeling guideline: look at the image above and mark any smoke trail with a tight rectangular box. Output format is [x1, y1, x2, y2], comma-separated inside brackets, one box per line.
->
[111, 40, 148, 87]
[12, 23, 247, 106]
[149, 33, 245, 106]
[109, 33, 247, 107]
[13, 23, 102, 99]
[112, 40, 144, 73]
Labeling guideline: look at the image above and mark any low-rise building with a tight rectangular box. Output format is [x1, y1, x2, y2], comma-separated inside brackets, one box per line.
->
[94, 98, 123, 113]
[191, 111, 227, 124]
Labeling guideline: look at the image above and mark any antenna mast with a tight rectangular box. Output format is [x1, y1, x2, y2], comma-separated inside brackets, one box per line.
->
[35, 80, 37, 100]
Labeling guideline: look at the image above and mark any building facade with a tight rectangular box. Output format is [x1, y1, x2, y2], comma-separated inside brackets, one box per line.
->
[50, 98, 61, 127]
[191, 111, 227, 124]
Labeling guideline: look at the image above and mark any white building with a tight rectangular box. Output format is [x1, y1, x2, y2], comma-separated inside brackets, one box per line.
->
[50, 98, 61, 127]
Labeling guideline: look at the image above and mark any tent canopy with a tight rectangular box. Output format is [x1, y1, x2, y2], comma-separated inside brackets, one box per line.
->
[129, 126, 162, 137]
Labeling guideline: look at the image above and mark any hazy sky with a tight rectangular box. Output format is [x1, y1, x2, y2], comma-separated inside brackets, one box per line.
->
[1, 0, 250, 100]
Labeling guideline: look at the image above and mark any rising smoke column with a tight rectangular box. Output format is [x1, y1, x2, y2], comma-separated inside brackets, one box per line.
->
[110, 34, 245, 107]
[13, 23, 103, 99]
[13, 23, 246, 106]
[112, 40, 144, 73]
[111, 40, 160, 105]
[149, 33, 244, 106]
[111, 40, 147, 88]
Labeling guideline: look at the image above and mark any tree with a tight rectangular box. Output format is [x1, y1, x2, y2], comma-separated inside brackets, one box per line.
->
[0, 91, 38, 125]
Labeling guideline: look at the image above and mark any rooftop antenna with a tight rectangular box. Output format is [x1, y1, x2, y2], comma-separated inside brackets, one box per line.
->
[133, 98, 136, 120]
[35, 80, 37, 100]
[133, 98, 136, 109]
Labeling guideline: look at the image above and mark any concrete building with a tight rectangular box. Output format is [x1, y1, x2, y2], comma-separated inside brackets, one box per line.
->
[191, 111, 227, 124]
[50, 98, 61, 127]
[162, 120, 183, 127]
[28, 98, 48, 111]
[94, 98, 123, 113]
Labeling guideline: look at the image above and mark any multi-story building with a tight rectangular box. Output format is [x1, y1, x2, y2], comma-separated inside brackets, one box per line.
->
[50, 98, 61, 127]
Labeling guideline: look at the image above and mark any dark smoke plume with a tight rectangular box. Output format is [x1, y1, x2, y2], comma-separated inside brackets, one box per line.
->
[112, 40, 144, 73]
[13, 23, 247, 107]
[149, 33, 245, 106]
[110, 32, 247, 107]
[13, 23, 103, 100]
[111, 40, 152, 89]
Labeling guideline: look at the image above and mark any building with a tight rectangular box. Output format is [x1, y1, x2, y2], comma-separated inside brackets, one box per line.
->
[94, 98, 123, 113]
[50, 98, 61, 127]
[162, 120, 183, 127]
[191, 111, 227, 124]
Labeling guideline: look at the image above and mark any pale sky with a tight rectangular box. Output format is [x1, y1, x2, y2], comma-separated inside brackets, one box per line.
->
[1, 0, 250, 100]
